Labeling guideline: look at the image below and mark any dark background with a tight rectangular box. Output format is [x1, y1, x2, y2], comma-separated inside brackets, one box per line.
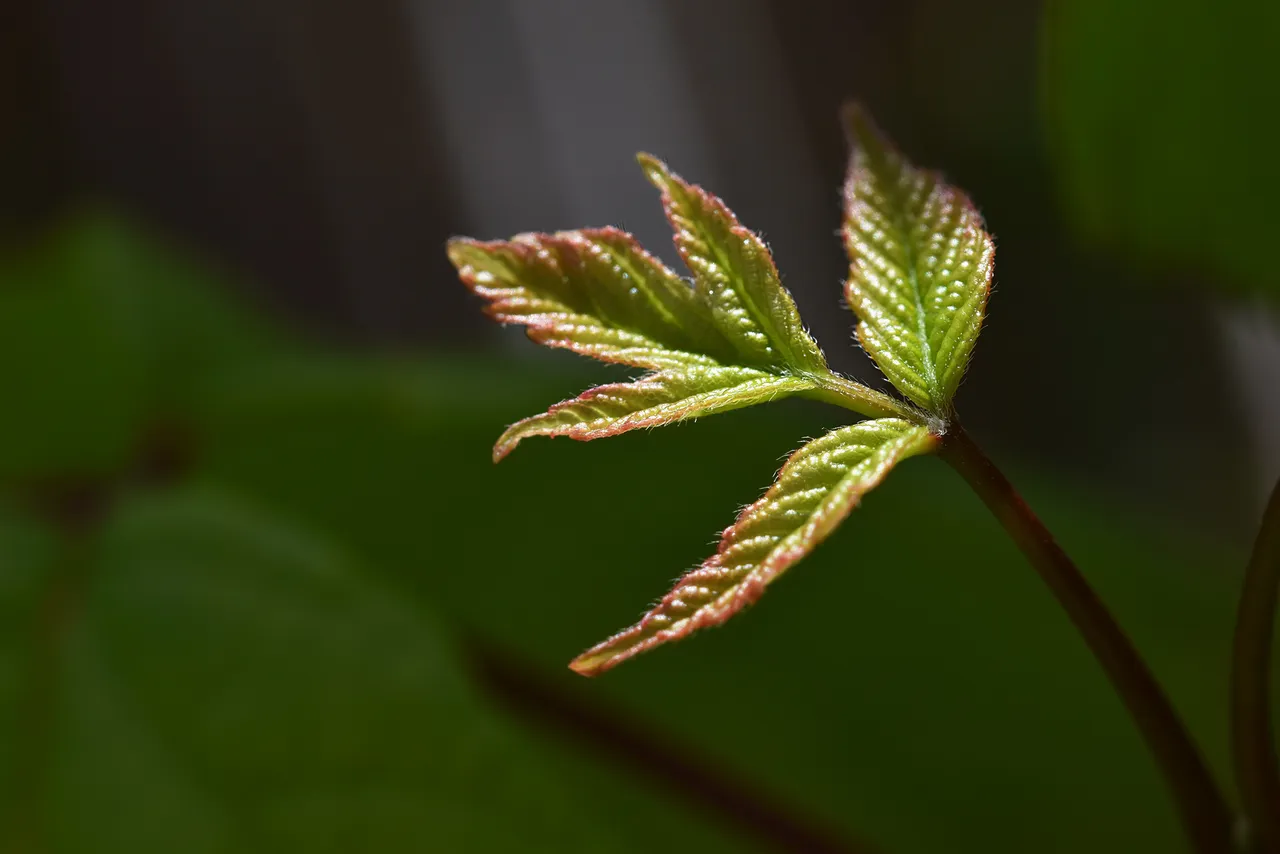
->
[1, 1, 1277, 852]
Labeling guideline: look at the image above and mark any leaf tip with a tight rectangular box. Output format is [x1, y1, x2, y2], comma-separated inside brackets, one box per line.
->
[567, 653, 605, 677]
[839, 101, 889, 162]
[635, 152, 672, 189]
[445, 236, 477, 271]
[491, 428, 520, 463]
[838, 100, 866, 134]
[569, 633, 641, 676]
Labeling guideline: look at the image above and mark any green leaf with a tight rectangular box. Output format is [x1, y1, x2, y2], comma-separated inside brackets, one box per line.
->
[494, 366, 814, 462]
[841, 105, 995, 416]
[199, 356, 1261, 852]
[448, 229, 731, 371]
[4, 488, 749, 853]
[0, 501, 59, 816]
[637, 154, 827, 374]
[570, 418, 936, 675]
[0, 212, 281, 481]
[450, 158, 913, 457]
[1040, 0, 1280, 299]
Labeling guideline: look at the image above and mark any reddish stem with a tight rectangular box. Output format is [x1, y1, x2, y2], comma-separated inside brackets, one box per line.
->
[939, 425, 1234, 854]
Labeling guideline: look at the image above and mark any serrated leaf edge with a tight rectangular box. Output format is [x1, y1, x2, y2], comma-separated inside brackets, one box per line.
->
[493, 371, 817, 462]
[569, 420, 938, 675]
[636, 153, 829, 375]
[840, 104, 994, 416]
[449, 232, 725, 372]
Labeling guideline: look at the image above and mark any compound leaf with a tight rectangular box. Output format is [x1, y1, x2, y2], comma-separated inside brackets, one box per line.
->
[451, 158, 913, 459]
[842, 105, 994, 415]
[571, 418, 937, 675]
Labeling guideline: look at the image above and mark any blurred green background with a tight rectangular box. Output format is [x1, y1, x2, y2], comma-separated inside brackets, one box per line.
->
[2, 1, 1278, 852]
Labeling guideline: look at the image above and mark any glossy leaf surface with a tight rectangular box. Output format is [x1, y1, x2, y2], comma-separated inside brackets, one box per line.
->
[571, 418, 936, 675]
[842, 106, 994, 415]
[450, 157, 909, 457]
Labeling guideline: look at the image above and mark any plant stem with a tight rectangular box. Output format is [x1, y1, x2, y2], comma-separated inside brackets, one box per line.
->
[1233, 476, 1280, 853]
[807, 374, 922, 422]
[938, 424, 1235, 854]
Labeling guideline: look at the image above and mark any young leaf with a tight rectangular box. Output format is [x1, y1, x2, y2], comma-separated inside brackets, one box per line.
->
[842, 105, 995, 416]
[450, 159, 913, 459]
[570, 418, 937, 675]
[494, 366, 813, 462]
[448, 229, 733, 372]
[638, 154, 828, 375]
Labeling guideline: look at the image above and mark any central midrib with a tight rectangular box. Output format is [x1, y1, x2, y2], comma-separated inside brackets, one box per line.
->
[703, 233, 799, 375]
[885, 172, 939, 409]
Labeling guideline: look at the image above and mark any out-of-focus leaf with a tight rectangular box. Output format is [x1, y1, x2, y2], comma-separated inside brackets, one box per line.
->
[572, 419, 935, 675]
[842, 106, 994, 415]
[0, 212, 279, 481]
[449, 159, 914, 460]
[0, 501, 58, 816]
[0, 230, 146, 479]
[1040, 0, 1280, 298]
[0, 488, 756, 853]
[198, 357, 1259, 853]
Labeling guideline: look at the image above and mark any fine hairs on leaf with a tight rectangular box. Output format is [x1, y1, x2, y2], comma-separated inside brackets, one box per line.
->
[450, 105, 1247, 854]
[570, 418, 936, 675]
[447, 125, 989, 675]
[841, 105, 994, 415]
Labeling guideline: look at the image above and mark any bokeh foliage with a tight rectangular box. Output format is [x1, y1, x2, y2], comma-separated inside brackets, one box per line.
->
[0, 214, 1262, 853]
[0, 217, 750, 853]
[1041, 0, 1280, 299]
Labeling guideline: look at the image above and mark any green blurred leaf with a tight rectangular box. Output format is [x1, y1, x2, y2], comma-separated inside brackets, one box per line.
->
[1040, 0, 1280, 298]
[572, 418, 936, 675]
[0, 501, 59, 813]
[842, 105, 995, 415]
[1, 487, 757, 853]
[198, 356, 1253, 853]
[0, 212, 279, 481]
